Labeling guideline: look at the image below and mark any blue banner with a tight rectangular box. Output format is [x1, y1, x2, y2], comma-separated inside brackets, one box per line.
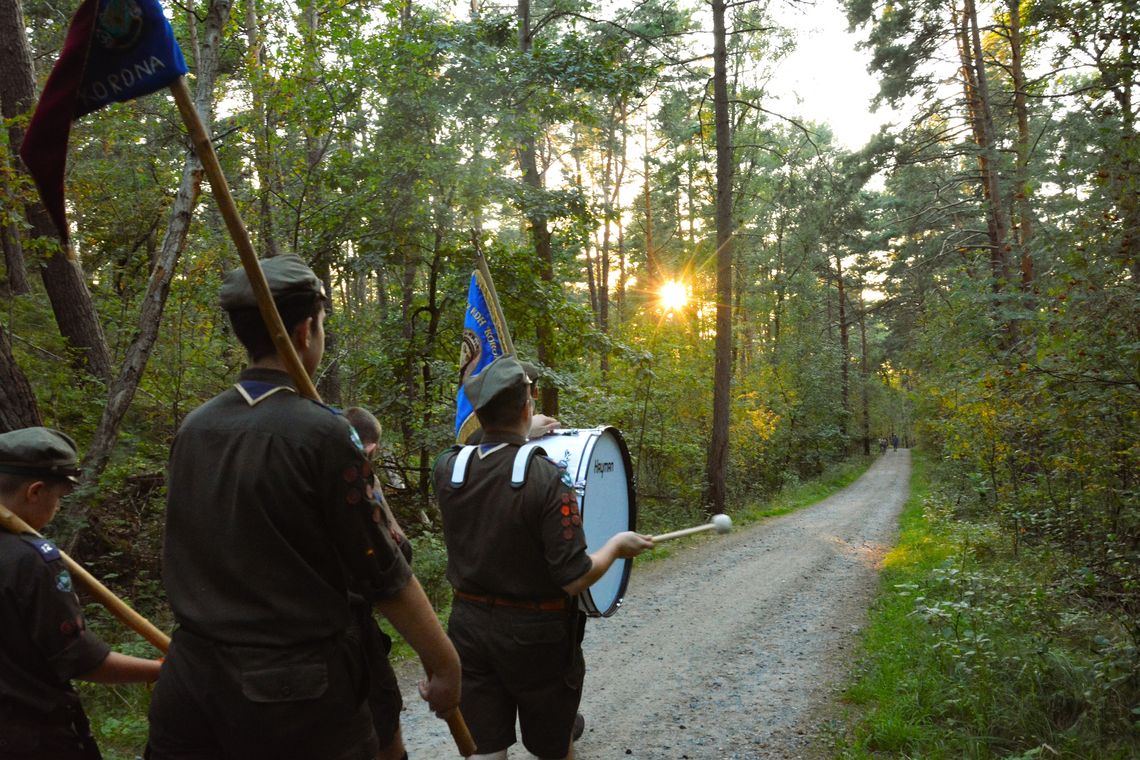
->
[77, 0, 188, 117]
[455, 270, 509, 442]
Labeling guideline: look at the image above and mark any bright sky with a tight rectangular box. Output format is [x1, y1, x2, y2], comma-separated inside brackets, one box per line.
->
[765, 0, 894, 150]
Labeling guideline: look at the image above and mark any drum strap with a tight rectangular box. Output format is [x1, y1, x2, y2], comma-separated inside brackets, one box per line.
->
[510, 443, 548, 488]
[449, 445, 477, 487]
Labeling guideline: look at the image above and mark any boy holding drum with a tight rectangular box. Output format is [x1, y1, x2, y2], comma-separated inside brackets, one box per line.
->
[433, 355, 654, 760]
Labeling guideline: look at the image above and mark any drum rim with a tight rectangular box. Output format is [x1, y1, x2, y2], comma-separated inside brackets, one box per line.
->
[578, 426, 637, 617]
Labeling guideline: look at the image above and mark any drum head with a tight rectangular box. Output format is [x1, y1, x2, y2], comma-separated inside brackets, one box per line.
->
[577, 428, 635, 616]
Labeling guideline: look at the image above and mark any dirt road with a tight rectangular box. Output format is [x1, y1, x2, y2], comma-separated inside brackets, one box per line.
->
[398, 450, 910, 759]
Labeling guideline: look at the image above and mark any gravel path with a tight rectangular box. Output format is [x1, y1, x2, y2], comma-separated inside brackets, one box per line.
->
[398, 450, 910, 759]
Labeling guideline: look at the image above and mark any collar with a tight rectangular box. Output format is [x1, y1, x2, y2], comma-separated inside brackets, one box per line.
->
[478, 432, 527, 447]
[235, 368, 298, 406]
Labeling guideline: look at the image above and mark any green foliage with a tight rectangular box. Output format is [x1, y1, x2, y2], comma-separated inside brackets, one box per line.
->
[839, 455, 1140, 759]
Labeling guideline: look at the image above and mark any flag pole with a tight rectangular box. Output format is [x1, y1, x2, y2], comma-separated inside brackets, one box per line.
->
[0, 502, 171, 653]
[169, 76, 476, 758]
[168, 76, 319, 401]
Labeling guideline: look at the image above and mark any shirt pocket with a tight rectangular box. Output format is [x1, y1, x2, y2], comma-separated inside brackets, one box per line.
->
[240, 662, 328, 703]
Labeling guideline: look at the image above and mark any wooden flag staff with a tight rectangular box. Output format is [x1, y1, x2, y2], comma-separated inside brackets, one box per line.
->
[0, 502, 171, 653]
[167, 76, 476, 758]
[168, 77, 318, 401]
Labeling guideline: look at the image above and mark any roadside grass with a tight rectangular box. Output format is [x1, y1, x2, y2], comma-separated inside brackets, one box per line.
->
[743, 455, 875, 521]
[644, 454, 876, 562]
[834, 453, 1140, 759]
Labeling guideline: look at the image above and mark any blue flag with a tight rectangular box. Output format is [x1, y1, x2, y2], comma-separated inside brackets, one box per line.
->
[19, 0, 188, 239]
[456, 270, 511, 442]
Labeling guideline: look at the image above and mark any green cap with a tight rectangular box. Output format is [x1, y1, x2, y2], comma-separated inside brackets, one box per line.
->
[0, 427, 81, 483]
[219, 254, 326, 311]
[463, 355, 532, 410]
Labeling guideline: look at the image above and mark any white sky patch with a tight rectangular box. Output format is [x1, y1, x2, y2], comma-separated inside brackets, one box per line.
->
[766, 0, 895, 151]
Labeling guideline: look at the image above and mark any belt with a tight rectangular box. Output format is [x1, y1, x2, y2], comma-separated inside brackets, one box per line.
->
[454, 589, 570, 612]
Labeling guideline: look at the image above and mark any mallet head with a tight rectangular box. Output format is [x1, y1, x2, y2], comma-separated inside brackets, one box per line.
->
[712, 513, 732, 534]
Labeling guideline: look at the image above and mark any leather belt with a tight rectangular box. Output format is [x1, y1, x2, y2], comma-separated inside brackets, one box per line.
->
[454, 589, 569, 612]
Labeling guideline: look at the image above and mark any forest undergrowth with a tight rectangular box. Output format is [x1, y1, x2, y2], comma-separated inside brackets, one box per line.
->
[837, 454, 1140, 760]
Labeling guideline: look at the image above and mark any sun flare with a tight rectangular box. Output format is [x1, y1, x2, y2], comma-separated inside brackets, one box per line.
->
[658, 279, 689, 312]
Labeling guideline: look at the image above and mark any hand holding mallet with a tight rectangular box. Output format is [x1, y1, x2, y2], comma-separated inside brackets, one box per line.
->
[651, 513, 733, 543]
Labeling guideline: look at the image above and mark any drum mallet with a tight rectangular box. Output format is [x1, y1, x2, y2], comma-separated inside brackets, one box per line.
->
[651, 513, 733, 543]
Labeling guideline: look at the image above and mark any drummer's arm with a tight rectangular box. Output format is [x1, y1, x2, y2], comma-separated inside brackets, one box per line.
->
[562, 531, 654, 597]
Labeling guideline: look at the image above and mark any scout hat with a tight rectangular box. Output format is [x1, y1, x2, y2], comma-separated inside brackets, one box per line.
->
[218, 254, 326, 310]
[463, 355, 532, 411]
[0, 427, 82, 484]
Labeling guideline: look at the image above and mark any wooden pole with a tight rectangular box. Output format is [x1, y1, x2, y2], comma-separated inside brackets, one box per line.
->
[0, 503, 170, 653]
[169, 76, 474, 756]
[168, 76, 319, 401]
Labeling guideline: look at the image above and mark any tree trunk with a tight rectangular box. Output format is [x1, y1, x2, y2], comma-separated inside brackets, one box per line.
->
[835, 251, 850, 441]
[244, 0, 280, 258]
[1, 172, 30, 295]
[0, 4, 29, 296]
[1006, 0, 1034, 288]
[960, 0, 1013, 300]
[704, 0, 732, 514]
[0, 0, 112, 381]
[858, 289, 870, 456]
[517, 0, 558, 415]
[0, 320, 40, 431]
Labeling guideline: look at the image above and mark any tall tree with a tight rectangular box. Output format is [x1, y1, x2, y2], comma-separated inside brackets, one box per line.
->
[704, 0, 733, 513]
[516, 0, 559, 415]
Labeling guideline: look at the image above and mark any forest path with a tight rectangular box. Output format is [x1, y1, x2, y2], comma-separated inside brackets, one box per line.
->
[398, 450, 911, 759]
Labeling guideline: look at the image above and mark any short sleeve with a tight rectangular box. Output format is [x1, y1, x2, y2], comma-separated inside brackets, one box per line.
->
[17, 543, 110, 681]
[317, 417, 412, 603]
[536, 465, 593, 588]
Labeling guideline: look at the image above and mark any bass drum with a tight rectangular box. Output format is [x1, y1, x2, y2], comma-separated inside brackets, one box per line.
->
[530, 426, 636, 617]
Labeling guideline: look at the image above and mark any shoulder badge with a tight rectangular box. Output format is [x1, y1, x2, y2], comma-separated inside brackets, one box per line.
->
[20, 536, 61, 563]
[55, 569, 74, 593]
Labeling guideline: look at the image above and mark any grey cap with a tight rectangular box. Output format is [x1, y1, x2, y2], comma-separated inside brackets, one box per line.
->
[0, 427, 81, 483]
[219, 254, 326, 310]
[463, 355, 532, 411]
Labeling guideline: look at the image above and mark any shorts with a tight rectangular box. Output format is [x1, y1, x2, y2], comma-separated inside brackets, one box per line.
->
[447, 600, 585, 759]
[145, 628, 378, 760]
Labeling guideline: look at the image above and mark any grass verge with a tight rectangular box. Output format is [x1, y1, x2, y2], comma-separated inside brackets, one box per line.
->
[834, 453, 1140, 759]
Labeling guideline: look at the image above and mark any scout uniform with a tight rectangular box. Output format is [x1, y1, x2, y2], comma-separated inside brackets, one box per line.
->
[146, 256, 412, 760]
[0, 428, 107, 760]
[433, 358, 592, 758]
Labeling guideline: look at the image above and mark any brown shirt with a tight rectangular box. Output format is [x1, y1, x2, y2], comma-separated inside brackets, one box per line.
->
[433, 433, 592, 599]
[163, 368, 411, 647]
[0, 533, 110, 714]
